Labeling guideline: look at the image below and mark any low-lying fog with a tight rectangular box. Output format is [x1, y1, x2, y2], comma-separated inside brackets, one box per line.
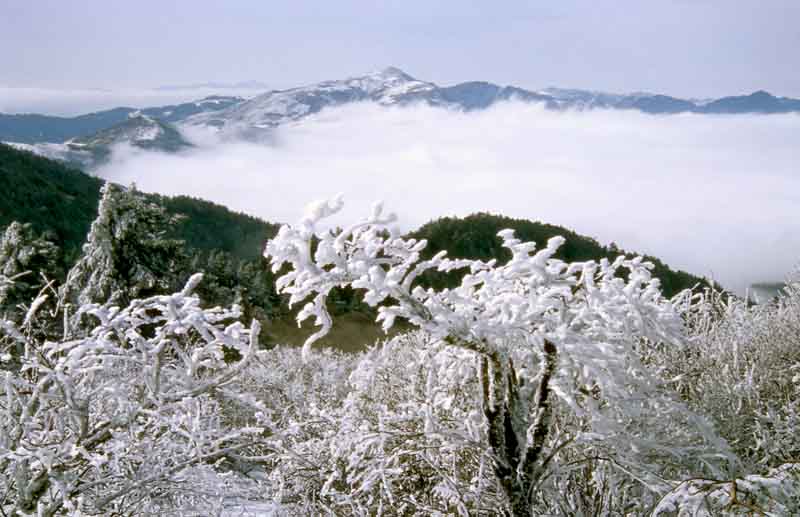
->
[96, 102, 800, 294]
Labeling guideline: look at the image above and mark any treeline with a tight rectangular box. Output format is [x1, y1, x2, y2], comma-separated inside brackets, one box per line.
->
[411, 213, 710, 298]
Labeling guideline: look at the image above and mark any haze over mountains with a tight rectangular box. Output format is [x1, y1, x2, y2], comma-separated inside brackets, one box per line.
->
[3, 67, 800, 168]
[3, 68, 798, 294]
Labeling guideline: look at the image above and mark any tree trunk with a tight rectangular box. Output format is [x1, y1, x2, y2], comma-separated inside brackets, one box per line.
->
[479, 339, 558, 516]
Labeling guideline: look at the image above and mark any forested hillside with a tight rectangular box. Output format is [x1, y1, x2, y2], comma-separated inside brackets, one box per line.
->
[412, 213, 709, 298]
[0, 143, 103, 265]
[0, 143, 277, 264]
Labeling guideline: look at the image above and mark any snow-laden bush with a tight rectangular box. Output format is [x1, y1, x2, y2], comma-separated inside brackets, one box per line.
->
[264, 197, 737, 515]
[0, 274, 273, 516]
[261, 332, 503, 515]
[0, 222, 60, 320]
[650, 273, 800, 515]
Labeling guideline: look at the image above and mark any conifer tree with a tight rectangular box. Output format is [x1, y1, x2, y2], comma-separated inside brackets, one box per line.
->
[0, 222, 60, 319]
[60, 183, 186, 316]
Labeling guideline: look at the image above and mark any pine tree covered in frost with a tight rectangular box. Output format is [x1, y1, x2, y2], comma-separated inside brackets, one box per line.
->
[60, 183, 185, 316]
[0, 222, 60, 320]
[0, 186, 279, 515]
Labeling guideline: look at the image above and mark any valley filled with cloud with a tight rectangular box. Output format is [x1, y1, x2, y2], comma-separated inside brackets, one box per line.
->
[93, 101, 800, 293]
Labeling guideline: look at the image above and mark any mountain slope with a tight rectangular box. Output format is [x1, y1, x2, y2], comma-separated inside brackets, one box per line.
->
[0, 143, 275, 264]
[409, 213, 709, 299]
[187, 67, 438, 137]
[0, 143, 103, 265]
[699, 90, 800, 113]
[6, 115, 194, 169]
[68, 114, 193, 165]
[0, 96, 243, 144]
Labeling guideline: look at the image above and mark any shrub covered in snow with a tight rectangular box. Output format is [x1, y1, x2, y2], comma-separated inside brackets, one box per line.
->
[263, 198, 743, 515]
[1, 192, 798, 516]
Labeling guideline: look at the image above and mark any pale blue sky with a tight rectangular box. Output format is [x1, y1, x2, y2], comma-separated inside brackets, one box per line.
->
[2, 0, 799, 97]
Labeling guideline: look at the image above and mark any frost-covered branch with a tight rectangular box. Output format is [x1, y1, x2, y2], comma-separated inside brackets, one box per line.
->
[0, 274, 270, 515]
[265, 197, 723, 514]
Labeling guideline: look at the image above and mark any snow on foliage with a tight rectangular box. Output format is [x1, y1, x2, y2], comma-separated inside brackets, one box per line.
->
[60, 183, 184, 312]
[0, 222, 60, 319]
[0, 273, 271, 515]
[1, 191, 798, 516]
[263, 197, 741, 515]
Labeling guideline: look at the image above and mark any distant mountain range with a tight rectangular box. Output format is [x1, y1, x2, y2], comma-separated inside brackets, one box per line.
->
[186, 67, 800, 139]
[3, 67, 799, 167]
[6, 114, 194, 168]
[0, 95, 242, 144]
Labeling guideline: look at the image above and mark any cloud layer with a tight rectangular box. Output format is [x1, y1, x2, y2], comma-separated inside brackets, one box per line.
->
[96, 103, 800, 293]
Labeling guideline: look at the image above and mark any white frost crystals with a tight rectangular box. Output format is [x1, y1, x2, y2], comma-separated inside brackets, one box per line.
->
[0, 273, 270, 516]
[2, 192, 799, 515]
[263, 197, 748, 515]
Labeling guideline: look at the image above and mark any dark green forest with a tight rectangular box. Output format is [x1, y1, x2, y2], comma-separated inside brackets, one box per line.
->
[411, 213, 709, 298]
[0, 143, 277, 264]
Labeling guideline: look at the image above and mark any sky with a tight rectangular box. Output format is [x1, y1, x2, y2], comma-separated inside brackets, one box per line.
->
[95, 103, 800, 293]
[2, 0, 800, 99]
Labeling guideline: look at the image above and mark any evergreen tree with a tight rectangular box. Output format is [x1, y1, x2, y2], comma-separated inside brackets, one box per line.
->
[60, 183, 186, 314]
[0, 221, 60, 319]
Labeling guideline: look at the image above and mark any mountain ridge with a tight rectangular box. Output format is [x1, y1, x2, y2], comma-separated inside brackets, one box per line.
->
[4, 68, 799, 145]
[184, 67, 800, 138]
[5, 68, 800, 165]
[0, 95, 242, 144]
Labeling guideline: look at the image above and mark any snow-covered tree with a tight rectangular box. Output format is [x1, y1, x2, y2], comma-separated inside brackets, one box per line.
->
[60, 183, 185, 318]
[0, 222, 59, 320]
[264, 197, 734, 515]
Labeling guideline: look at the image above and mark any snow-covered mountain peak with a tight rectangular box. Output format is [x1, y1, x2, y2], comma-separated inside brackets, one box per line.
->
[179, 70, 800, 139]
[362, 66, 419, 86]
[316, 67, 434, 99]
[184, 67, 437, 137]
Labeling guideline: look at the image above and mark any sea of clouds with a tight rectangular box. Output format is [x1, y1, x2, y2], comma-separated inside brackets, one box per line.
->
[92, 102, 799, 294]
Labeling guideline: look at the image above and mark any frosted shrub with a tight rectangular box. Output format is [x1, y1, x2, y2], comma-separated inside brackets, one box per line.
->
[264, 197, 734, 515]
[264, 332, 505, 515]
[652, 273, 800, 515]
[0, 274, 271, 516]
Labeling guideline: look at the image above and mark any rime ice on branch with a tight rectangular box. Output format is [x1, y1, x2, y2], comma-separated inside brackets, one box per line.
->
[265, 197, 722, 515]
[0, 274, 268, 515]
